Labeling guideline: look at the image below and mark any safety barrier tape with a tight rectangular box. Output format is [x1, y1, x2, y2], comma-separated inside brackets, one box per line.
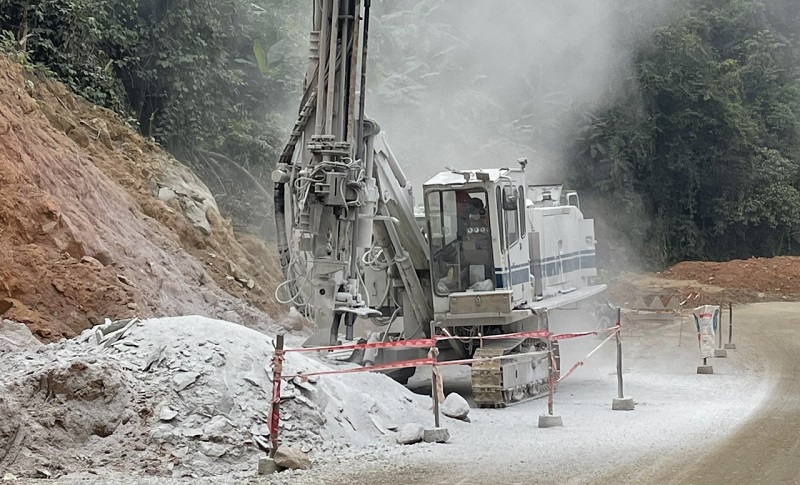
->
[432, 349, 549, 368]
[283, 338, 436, 353]
[556, 325, 620, 384]
[281, 325, 621, 380]
[280, 328, 592, 355]
[282, 357, 436, 379]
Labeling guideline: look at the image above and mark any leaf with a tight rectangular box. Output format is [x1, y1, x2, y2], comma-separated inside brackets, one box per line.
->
[253, 39, 267, 76]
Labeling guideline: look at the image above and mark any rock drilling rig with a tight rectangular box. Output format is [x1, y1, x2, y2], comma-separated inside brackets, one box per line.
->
[273, 0, 606, 407]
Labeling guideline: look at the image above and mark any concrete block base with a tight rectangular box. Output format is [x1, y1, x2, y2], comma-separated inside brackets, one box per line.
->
[257, 457, 278, 475]
[538, 414, 563, 428]
[423, 427, 450, 443]
[612, 397, 635, 411]
[724, 343, 736, 350]
[697, 365, 714, 374]
[714, 349, 728, 358]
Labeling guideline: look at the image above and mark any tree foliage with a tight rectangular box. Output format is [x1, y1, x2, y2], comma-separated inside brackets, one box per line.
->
[2, 0, 800, 265]
[0, 0, 306, 236]
[569, 0, 800, 268]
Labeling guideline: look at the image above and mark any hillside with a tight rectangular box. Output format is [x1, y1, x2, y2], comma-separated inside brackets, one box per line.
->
[0, 58, 287, 340]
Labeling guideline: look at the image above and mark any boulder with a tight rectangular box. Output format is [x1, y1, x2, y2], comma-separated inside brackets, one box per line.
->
[441, 393, 470, 420]
[273, 445, 312, 470]
[396, 423, 424, 445]
[423, 427, 450, 443]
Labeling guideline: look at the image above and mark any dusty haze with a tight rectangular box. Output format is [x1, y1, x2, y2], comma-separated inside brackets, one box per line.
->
[367, 0, 677, 191]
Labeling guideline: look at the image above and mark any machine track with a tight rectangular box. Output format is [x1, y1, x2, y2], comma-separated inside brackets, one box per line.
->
[471, 339, 560, 408]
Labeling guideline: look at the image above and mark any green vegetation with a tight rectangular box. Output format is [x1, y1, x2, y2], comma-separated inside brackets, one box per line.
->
[570, 0, 800, 268]
[2, 0, 800, 267]
[0, 0, 306, 236]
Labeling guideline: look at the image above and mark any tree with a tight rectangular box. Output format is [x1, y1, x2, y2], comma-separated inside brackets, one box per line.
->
[569, 0, 800, 268]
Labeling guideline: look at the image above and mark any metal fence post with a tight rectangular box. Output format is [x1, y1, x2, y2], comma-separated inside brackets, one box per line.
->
[269, 334, 284, 458]
[724, 303, 736, 350]
[616, 307, 624, 399]
[429, 321, 441, 428]
[611, 307, 635, 410]
[546, 311, 555, 416]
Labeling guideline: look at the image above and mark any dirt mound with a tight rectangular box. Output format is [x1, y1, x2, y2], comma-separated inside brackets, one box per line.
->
[660, 256, 800, 296]
[606, 274, 763, 308]
[605, 256, 800, 309]
[0, 57, 286, 340]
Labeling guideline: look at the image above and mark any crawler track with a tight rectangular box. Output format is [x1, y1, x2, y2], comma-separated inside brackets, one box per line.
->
[471, 339, 560, 408]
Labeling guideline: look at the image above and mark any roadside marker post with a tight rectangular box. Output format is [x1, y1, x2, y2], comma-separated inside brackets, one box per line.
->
[694, 305, 716, 374]
[270, 334, 284, 458]
[612, 307, 635, 411]
[539, 310, 564, 428]
[714, 305, 728, 358]
[724, 303, 736, 350]
[257, 334, 284, 475]
[429, 321, 442, 429]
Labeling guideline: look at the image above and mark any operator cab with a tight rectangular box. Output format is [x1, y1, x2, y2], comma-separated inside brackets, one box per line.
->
[424, 169, 531, 318]
[427, 188, 493, 294]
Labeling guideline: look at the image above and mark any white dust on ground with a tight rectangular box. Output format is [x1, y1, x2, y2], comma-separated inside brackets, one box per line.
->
[0, 317, 439, 481]
[270, 309, 770, 485]
[0, 309, 770, 485]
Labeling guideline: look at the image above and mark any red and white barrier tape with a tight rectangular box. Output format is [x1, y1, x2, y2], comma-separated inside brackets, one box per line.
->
[550, 329, 602, 340]
[474, 329, 551, 341]
[282, 357, 436, 379]
[280, 325, 619, 380]
[433, 348, 551, 368]
[556, 325, 620, 384]
[280, 327, 592, 355]
[283, 338, 436, 354]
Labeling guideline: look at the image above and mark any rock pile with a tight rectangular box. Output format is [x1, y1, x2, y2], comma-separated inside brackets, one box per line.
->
[0, 316, 435, 479]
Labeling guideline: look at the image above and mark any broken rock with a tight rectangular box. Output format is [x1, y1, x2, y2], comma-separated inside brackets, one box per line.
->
[423, 427, 450, 443]
[442, 393, 470, 421]
[396, 423, 425, 445]
[181, 427, 204, 438]
[159, 406, 179, 422]
[273, 445, 312, 470]
[202, 415, 230, 441]
[257, 456, 278, 475]
[198, 442, 227, 458]
[172, 371, 200, 391]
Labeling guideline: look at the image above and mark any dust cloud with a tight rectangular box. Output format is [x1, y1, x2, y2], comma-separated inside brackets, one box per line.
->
[367, 0, 677, 190]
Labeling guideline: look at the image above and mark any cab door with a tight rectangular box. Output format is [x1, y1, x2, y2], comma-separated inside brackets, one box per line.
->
[499, 183, 531, 305]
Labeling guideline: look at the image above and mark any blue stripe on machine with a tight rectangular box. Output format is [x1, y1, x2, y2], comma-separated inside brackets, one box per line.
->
[494, 251, 596, 287]
[531, 251, 596, 278]
[494, 266, 530, 288]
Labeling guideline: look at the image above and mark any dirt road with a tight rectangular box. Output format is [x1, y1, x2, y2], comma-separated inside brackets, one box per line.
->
[598, 302, 800, 485]
[269, 302, 797, 485]
[13, 303, 796, 485]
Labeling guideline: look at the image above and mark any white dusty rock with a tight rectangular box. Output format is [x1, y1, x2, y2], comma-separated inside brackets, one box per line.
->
[0, 316, 432, 479]
[441, 393, 470, 420]
[423, 427, 450, 443]
[257, 456, 278, 475]
[198, 442, 227, 458]
[273, 445, 312, 470]
[203, 415, 230, 441]
[396, 423, 425, 445]
[159, 406, 179, 421]
[279, 307, 309, 331]
[0, 319, 41, 353]
[172, 371, 200, 391]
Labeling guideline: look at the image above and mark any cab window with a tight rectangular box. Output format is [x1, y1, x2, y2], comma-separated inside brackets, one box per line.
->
[426, 188, 494, 295]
